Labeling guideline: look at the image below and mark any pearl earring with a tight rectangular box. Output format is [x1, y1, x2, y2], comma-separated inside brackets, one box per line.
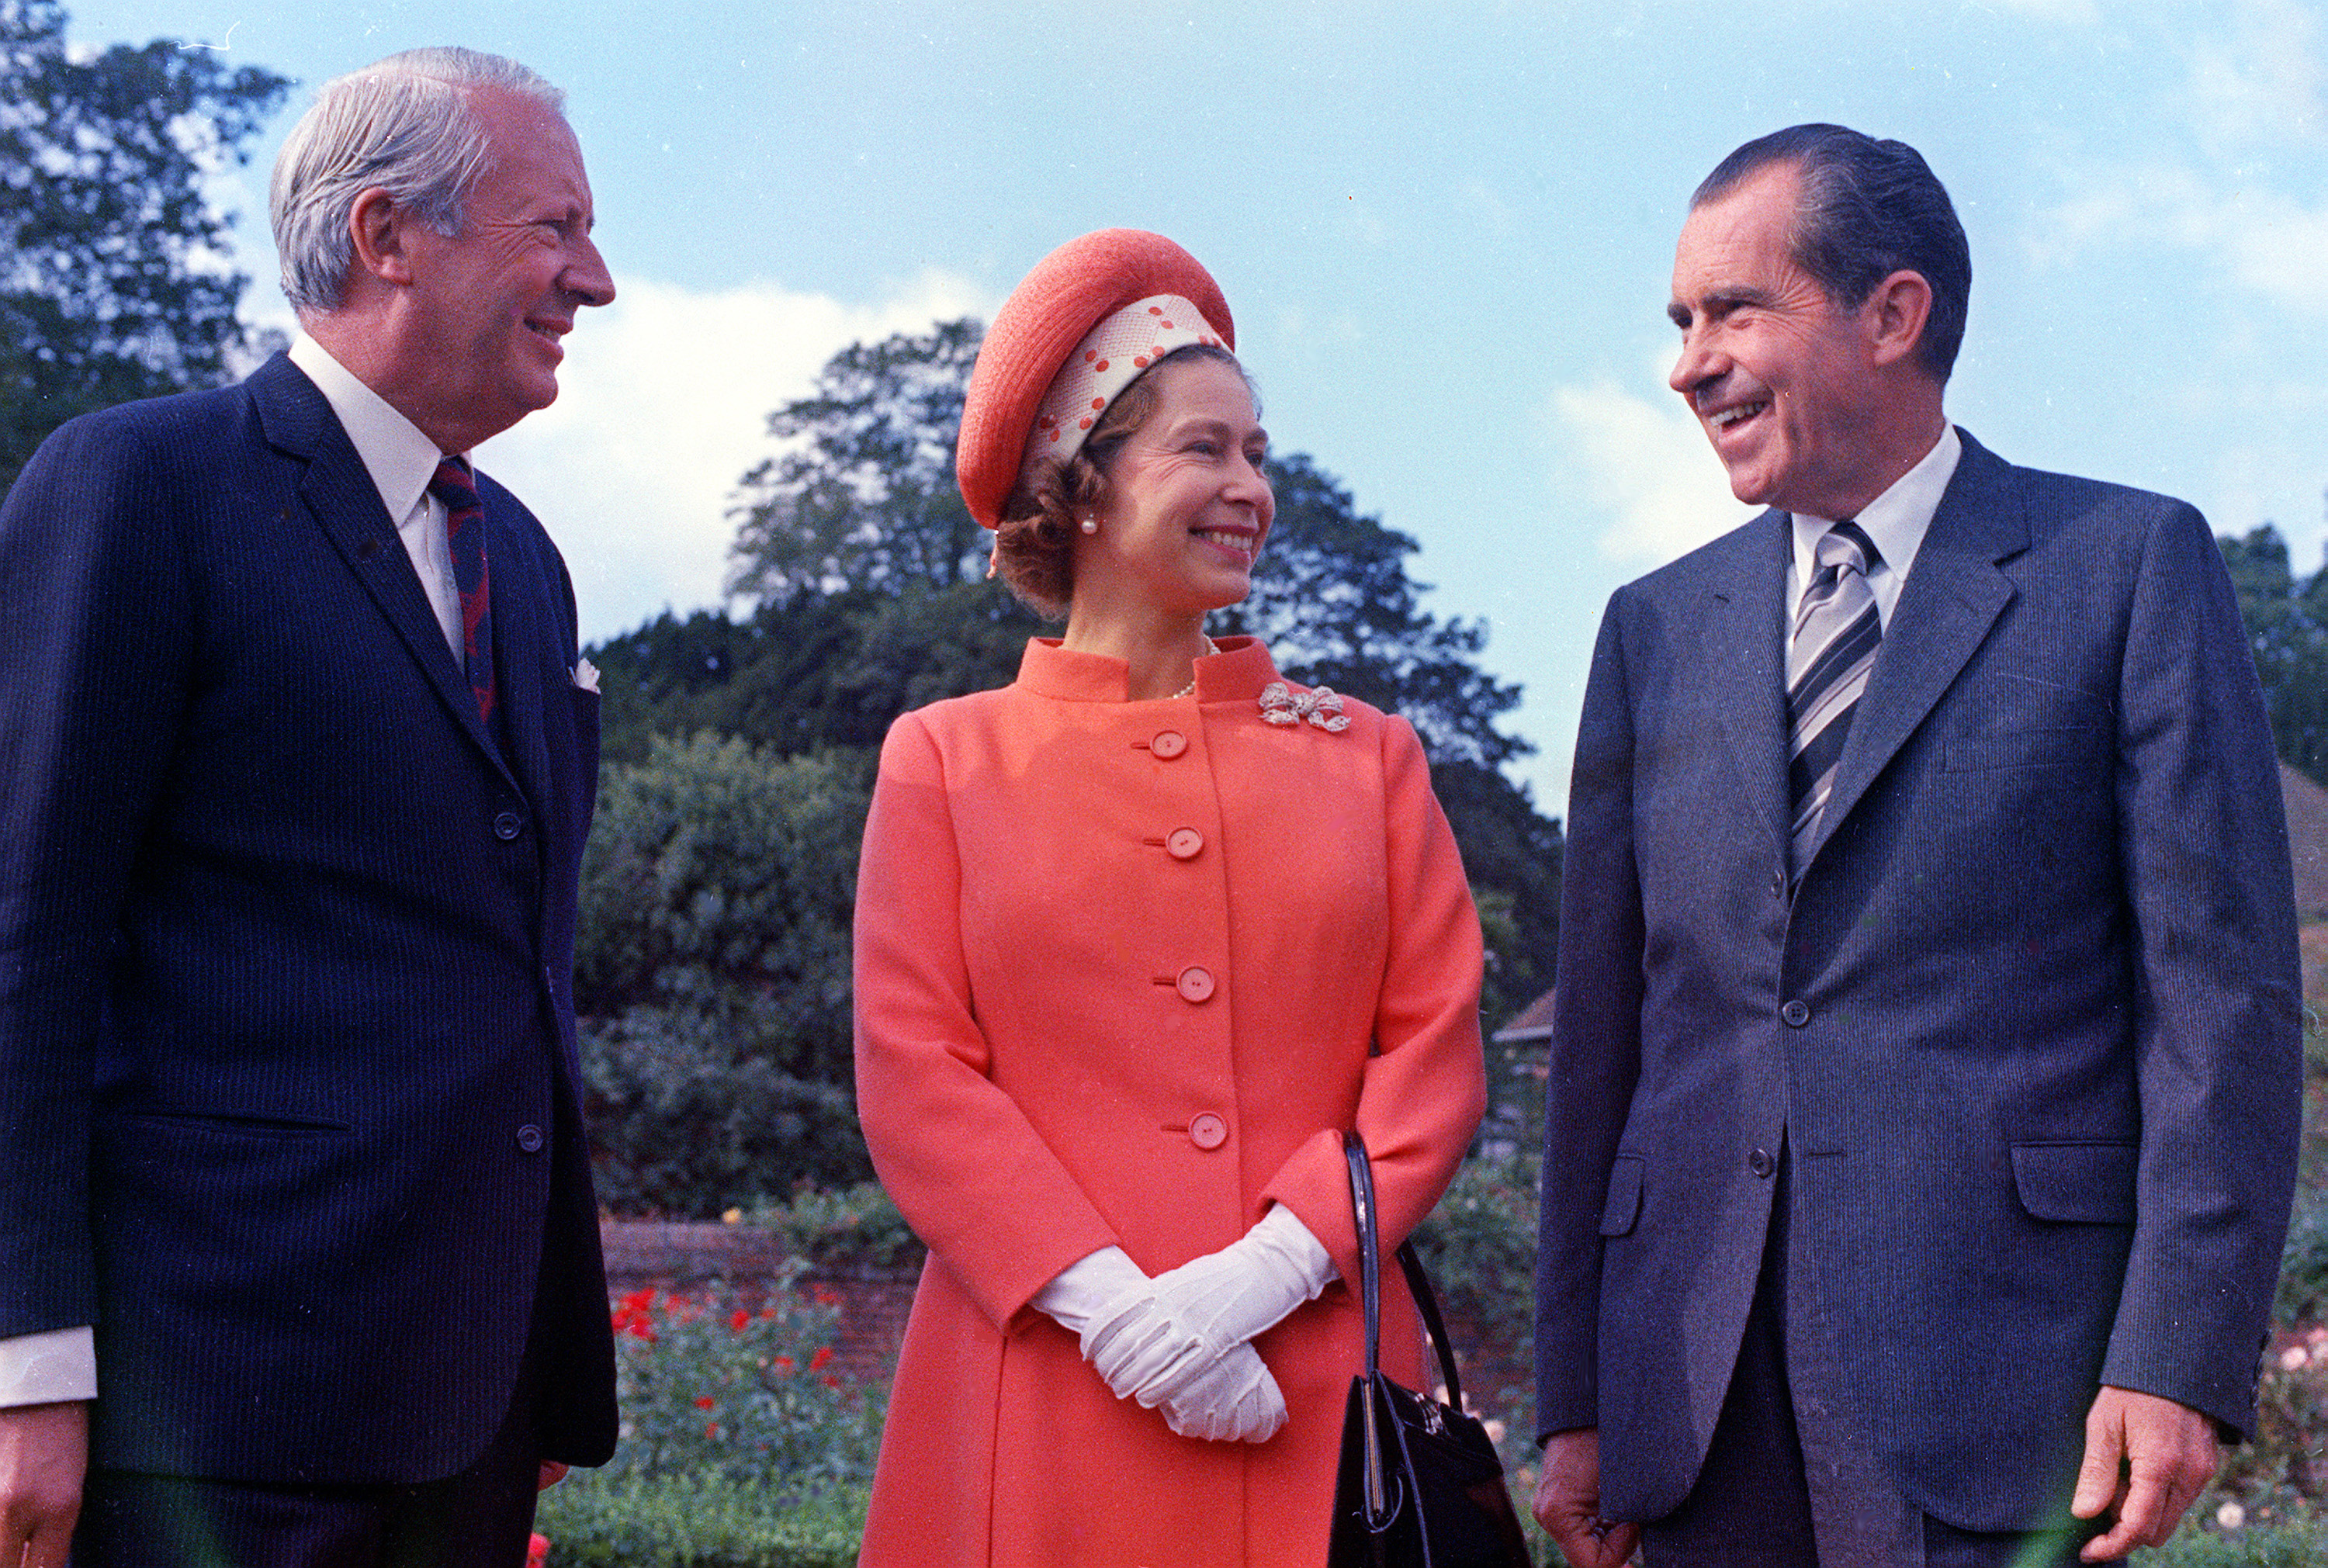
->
[1079, 515, 1098, 535]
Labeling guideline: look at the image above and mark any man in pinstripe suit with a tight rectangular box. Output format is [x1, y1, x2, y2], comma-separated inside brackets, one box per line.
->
[0, 47, 619, 1566]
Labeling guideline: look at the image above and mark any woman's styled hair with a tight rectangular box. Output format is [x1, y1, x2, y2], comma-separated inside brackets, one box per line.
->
[991, 343, 1248, 619]
[270, 47, 565, 317]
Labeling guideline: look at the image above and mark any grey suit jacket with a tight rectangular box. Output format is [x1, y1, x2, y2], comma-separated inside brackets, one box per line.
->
[1533, 431, 2300, 1530]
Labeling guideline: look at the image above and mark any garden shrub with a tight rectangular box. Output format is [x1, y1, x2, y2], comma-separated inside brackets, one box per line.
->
[603, 1272, 884, 1492]
[535, 1472, 867, 1568]
[753, 1181, 926, 1274]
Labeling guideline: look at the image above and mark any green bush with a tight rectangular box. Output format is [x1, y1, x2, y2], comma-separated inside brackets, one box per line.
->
[536, 1471, 867, 1568]
[1410, 1150, 1536, 1392]
[605, 1274, 885, 1492]
[578, 736, 875, 1213]
[2132, 1515, 2328, 1566]
[753, 1181, 926, 1274]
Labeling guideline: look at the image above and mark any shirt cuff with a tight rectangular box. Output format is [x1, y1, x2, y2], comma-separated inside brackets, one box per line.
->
[0, 1326, 95, 1406]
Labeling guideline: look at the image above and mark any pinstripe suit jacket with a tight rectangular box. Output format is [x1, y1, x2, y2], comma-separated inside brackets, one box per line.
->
[0, 353, 617, 1483]
[1533, 431, 2302, 1530]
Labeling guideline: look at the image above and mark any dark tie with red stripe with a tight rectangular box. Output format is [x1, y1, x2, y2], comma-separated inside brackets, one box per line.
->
[1786, 519, 1881, 874]
[427, 457, 496, 724]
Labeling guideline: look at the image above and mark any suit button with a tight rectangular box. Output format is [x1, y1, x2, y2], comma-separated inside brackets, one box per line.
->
[1770, 870, 1786, 898]
[516, 1124, 546, 1154]
[1176, 966, 1216, 1003]
[1749, 1147, 1774, 1178]
[1781, 999, 1810, 1026]
[1189, 1113, 1228, 1151]
[493, 812, 525, 841]
[1166, 828, 1205, 860]
[1151, 730, 1188, 760]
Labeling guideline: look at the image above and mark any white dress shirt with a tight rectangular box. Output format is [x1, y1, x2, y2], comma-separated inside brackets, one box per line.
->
[0, 341, 473, 1410]
[1784, 423, 1963, 634]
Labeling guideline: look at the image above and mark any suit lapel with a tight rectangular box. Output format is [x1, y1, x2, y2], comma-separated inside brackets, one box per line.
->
[484, 502, 559, 827]
[1805, 432, 2028, 865]
[251, 355, 518, 788]
[1702, 510, 1794, 857]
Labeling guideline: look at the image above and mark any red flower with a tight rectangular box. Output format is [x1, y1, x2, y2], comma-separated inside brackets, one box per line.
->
[821, 1374, 841, 1389]
[809, 1347, 833, 1372]
[705, 1422, 719, 1439]
[730, 1309, 750, 1333]
[693, 1395, 714, 1410]
[528, 1532, 549, 1568]
[810, 1284, 843, 1307]
[772, 1355, 794, 1373]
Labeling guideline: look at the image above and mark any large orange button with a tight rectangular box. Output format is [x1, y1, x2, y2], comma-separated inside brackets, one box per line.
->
[1189, 1113, 1228, 1151]
[1176, 965, 1216, 1003]
[1151, 730, 1188, 760]
[1166, 828, 1204, 860]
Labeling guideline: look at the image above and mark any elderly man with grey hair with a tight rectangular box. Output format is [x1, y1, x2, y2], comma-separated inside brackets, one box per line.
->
[0, 46, 617, 1566]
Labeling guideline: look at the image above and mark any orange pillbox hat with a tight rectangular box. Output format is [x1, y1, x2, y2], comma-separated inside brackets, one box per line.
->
[956, 228, 1235, 530]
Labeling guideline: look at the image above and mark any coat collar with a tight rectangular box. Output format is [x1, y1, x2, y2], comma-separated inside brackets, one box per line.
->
[1015, 634, 1282, 703]
[1699, 511, 1795, 859]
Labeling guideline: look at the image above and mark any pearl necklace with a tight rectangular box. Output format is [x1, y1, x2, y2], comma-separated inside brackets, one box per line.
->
[1170, 636, 1220, 700]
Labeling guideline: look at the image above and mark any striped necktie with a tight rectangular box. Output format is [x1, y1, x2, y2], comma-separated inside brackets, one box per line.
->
[427, 456, 497, 724]
[1787, 519, 1881, 874]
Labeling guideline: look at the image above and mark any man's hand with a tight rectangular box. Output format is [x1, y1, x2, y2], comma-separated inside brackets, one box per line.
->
[0, 1400, 87, 1568]
[2070, 1386, 2220, 1560]
[1532, 1428, 1639, 1568]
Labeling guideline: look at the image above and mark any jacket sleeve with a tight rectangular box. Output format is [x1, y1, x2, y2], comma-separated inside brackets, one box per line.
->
[851, 710, 1121, 1333]
[0, 411, 196, 1345]
[1258, 712, 1487, 1290]
[1533, 595, 1647, 1442]
[2098, 500, 2302, 1435]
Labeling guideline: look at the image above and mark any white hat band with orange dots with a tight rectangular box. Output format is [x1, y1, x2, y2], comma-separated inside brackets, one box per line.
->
[1022, 294, 1228, 471]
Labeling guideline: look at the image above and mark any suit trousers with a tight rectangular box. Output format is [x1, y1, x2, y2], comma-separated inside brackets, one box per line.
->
[70, 1353, 543, 1568]
[1641, 1150, 2114, 1568]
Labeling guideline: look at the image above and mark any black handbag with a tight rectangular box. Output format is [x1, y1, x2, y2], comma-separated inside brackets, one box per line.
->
[1327, 1130, 1535, 1568]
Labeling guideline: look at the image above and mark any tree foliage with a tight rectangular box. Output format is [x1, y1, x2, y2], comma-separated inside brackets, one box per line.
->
[577, 736, 875, 1213]
[2220, 514, 2328, 788]
[726, 319, 987, 603]
[0, 0, 288, 492]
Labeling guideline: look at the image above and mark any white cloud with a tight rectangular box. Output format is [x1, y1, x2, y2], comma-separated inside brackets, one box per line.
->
[1541, 372, 1752, 566]
[471, 269, 996, 644]
[2188, 0, 2326, 153]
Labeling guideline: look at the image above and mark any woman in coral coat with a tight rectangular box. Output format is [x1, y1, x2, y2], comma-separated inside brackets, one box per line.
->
[852, 230, 1486, 1566]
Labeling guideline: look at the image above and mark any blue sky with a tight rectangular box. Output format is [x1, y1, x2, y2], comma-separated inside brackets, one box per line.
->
[64, 0, 2328, 812]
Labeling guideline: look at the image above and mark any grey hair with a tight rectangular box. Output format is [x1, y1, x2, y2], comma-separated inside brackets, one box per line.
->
[270, 47, 566, 316]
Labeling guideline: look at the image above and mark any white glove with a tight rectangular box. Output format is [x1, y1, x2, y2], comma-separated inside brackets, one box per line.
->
[1031, 1245, 1151, 1336]
[1157, 1341, 1287, 1442]
[1081, 1206, 1335, 1409]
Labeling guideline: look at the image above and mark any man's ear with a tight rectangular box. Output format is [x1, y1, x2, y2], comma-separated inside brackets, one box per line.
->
[1866, 269, 1933, 370]
[348, 187, 417, 287]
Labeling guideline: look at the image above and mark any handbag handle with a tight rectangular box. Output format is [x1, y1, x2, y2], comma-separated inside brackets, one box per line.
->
[1340, 1130, 1466, 1411]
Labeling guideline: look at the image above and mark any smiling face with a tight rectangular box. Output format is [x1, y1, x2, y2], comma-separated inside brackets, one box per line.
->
[1070, 355, 1273, 626]
[400, 87, 613, 450]
[1667, 161, 1897, 520]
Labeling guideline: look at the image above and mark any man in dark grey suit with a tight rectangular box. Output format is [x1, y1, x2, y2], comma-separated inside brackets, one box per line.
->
[1531, 124, 2300, 1567]
[0, 47, 617, 1566]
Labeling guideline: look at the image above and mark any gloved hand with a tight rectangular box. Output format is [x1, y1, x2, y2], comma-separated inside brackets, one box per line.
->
[1080, 1205, 1335, 1410]
[1157, 1341, 1287, 1442]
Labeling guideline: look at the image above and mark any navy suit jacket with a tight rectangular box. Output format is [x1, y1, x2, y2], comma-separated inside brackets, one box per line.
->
[0, 353, 617, 1483]
[1533, 431, 2301, 1530]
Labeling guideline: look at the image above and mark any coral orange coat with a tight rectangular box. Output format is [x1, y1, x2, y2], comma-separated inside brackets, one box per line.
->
[854, 637, 1486, 1567]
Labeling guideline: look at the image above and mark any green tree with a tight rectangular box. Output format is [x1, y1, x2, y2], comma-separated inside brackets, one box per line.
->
[726, 318, 987, 602]
[2220, 515, 2328, 787]
[1, 0, 289, 493]
[577, 736, 875, 1213]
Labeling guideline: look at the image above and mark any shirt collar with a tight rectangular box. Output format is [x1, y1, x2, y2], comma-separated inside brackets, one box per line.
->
[287, 334, 456, 526]
[1789, 423, 1962, 586]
